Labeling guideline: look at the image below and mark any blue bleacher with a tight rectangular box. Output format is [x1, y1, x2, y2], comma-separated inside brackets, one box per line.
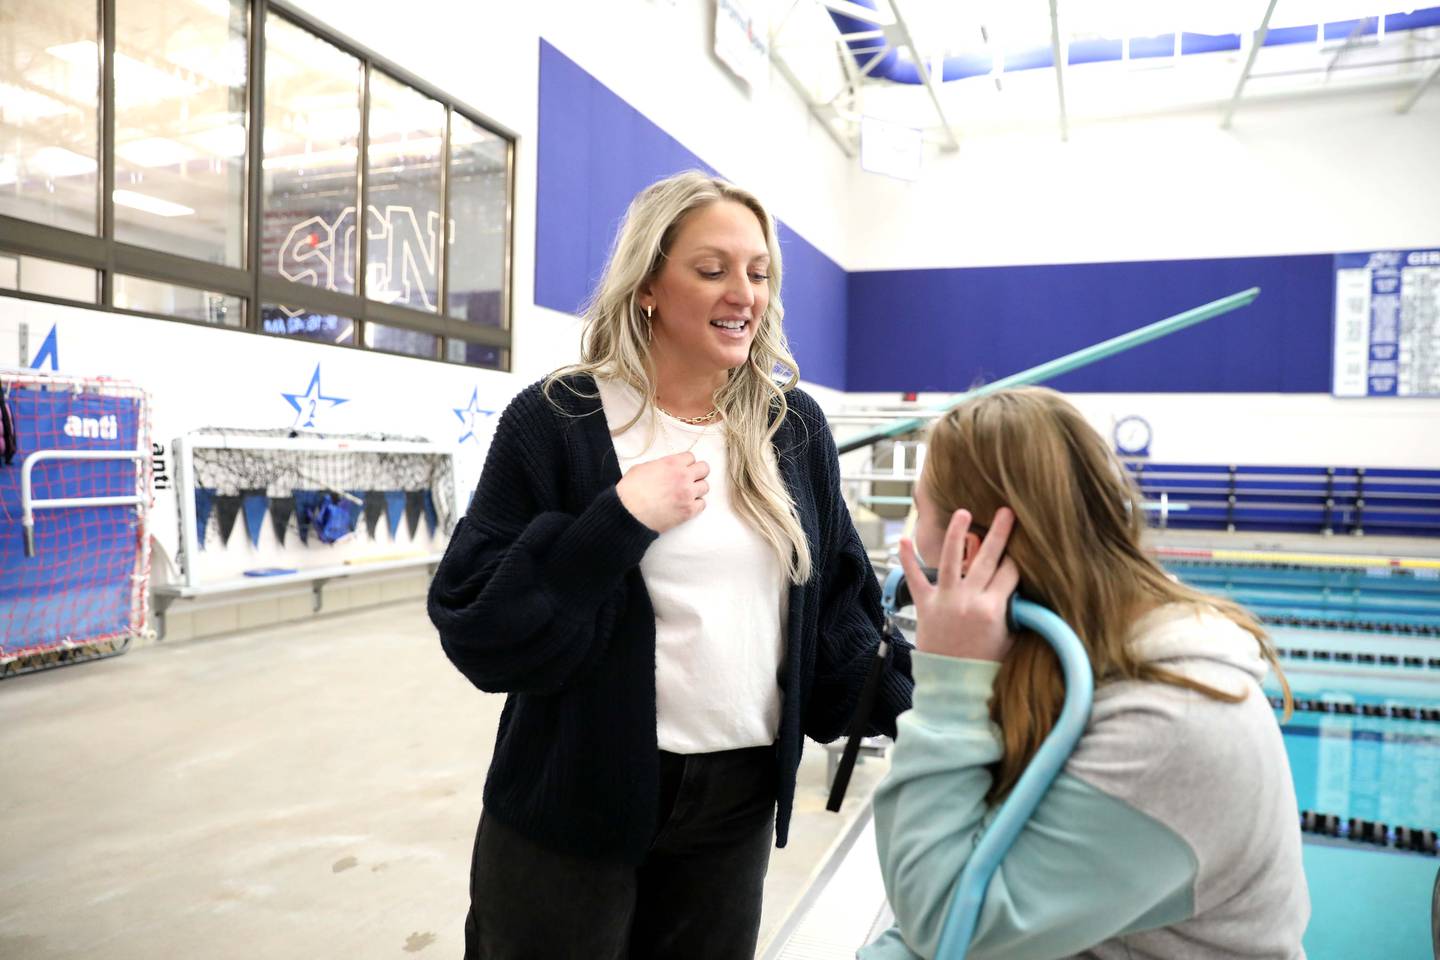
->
[1127, 462, 1440, 538]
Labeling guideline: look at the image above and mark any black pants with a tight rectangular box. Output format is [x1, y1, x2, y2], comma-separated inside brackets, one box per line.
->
[465, 744, 778, 959]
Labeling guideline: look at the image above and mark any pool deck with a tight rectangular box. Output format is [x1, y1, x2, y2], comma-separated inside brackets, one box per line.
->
[0, 599, 889, 960]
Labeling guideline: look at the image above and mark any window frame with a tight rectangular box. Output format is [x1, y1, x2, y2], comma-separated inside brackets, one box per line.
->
[0, 0, 516, 370]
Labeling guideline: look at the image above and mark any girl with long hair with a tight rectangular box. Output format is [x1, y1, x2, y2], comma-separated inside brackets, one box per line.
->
[429, 171, 913, 958]
[863, 386, 1308, 959]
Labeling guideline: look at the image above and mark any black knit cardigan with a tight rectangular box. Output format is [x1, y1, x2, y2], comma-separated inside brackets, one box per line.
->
[427, 374, 914, 863]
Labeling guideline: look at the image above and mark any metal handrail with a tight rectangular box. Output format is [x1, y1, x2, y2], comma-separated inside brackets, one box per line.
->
[20, 449, 147, 557]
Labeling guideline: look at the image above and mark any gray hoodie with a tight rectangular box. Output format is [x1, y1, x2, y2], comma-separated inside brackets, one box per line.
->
[861, 603, 1310, 959]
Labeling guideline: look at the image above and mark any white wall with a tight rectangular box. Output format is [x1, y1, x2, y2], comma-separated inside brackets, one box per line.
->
[844, 86, 1440, 270]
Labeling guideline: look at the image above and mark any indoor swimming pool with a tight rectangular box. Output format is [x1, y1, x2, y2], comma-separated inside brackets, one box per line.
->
[1165, 550, 1440, 959]
[1269, 690, 1439, 958]
[773, 548, 1440, 959]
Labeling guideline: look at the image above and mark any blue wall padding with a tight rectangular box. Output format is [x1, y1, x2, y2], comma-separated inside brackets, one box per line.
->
[1324, 18, 1379, 40]
[1129, 34, 1175, 58]
[535, 39, 850, 389]
[1180, 32, 1240, 54]
[846, 254, 1334, 394]
[1264, 25, 1319, 46]
[535, 40, 718, 319]
[776, 224, 848, 390]
[1068, 38, 1123, 64]
[1004, 47, 1054, 72]
[1386, 8, 1440, 30]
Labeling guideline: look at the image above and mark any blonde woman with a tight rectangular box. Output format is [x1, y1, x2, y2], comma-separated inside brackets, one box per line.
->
[864, 386, 1309, 960]
[428, 171, 913, 958]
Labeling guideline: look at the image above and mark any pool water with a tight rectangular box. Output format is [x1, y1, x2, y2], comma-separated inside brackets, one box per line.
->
[1261, 682, 1440, 960]
[1169, 559, 1440, 959]
[1280, 697, 1440, 830]
[1277, 699, 1439, 958]
[1163, 558, 1434, 955]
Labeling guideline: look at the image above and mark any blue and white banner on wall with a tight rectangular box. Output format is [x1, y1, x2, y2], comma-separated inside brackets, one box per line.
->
[1333, 249, 1440, 398]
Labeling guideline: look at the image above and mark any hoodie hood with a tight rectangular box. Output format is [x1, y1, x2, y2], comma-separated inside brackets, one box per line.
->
[1126, 603, 1269, 684]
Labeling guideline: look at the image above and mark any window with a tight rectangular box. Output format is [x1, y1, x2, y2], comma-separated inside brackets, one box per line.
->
[365, 321, 437, 359]
[448, 112, 509, 327]
[261, 304, 356, 345]
[0, 0, 101, 234]
[262, 14, 361, 294]
[365, 71, 444, 313]
[445, 338, 507, 371]
[114, 274, 243, 325]
[113, 0, 248, 265]
[0, 251, 98, 303]
[0, 1, 513, 370]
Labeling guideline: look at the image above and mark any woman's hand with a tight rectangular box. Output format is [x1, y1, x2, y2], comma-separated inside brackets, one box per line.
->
[616, 452, 710, 533]
[898, 507, 1020, 661]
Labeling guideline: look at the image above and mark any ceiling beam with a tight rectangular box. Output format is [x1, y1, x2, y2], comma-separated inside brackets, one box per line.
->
[768, 45, 857, 157]
[818, 0, 894, 27]
[1048, 0, 1069, 142]
[1397, 57, 1440, 113]
[1221, 0, 1280, 129]
[889, 0, 960, 151]
[1325, 17, 1377, 77]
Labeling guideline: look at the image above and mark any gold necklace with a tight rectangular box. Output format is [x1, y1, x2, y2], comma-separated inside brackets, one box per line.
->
[656, 404, 720, 425]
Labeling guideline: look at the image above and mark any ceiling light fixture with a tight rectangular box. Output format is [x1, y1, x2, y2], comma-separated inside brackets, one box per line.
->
[30, 147, 98, 178]
[113, 189, 195, 217]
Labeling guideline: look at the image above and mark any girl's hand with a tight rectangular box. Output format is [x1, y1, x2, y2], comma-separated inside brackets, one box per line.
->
[898, 507, 1020, 662]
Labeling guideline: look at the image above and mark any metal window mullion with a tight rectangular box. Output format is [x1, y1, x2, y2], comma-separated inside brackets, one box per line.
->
[100, 0, 116, 305]
[368, 300, 449, 337]
[0, 216, 108, 266]
[356, 61, 371, 348]
[502, 134, 515, 360]
[439, 104, 451, 331]
[445, 316, 508, 349]
[260, 275, 365, 319]
[112, 243, 252, 297]
[247, 0, 266, 330]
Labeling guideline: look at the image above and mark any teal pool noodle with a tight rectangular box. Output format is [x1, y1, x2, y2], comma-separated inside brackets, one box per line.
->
[835, 287, 1260, 455]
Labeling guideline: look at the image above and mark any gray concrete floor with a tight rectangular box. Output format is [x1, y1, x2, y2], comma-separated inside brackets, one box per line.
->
[0, 599, 887, 959]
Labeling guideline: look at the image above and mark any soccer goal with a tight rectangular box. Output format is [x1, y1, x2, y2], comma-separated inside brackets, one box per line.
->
[166, 428, 459, 593]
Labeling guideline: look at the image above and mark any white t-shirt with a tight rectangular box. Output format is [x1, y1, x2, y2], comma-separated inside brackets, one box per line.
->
[596, 378, 788, 754]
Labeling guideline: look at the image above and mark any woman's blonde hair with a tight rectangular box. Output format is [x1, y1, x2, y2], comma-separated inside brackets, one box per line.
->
[545, 170, 812, 584]
[921, 386, 1292, 803]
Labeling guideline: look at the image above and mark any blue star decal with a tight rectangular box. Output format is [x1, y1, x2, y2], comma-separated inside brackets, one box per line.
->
[282, 363, 349, 429]
[454, 387, 496, 445]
